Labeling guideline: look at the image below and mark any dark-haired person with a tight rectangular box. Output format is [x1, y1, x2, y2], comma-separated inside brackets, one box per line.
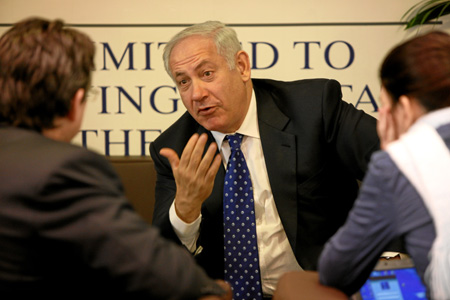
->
[319, 31, 450, 299]
[0, 17, 231, 299]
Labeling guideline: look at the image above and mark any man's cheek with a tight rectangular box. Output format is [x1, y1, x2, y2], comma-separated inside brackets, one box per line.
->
[180, 98, 191, 110]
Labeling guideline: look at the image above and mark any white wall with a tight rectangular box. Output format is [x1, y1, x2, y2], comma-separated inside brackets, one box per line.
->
[1, 0, 447, 155]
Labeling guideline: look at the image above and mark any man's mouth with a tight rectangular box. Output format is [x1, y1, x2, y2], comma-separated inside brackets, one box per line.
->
[198, 106, 216, 116]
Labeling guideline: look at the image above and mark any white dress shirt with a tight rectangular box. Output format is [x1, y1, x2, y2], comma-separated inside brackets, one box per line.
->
[169, 90, 302, 296]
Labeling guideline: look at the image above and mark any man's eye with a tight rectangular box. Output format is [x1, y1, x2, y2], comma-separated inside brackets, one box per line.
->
[179, 79, 187, 85]
[204, 71, 212, 77]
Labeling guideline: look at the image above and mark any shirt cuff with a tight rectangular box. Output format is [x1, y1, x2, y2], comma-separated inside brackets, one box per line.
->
[169, 200, 201, 252]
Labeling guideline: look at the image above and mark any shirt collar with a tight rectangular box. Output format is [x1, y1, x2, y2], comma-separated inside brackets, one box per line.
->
[211, 89, 259, 149]
[416, 106, 450, 129]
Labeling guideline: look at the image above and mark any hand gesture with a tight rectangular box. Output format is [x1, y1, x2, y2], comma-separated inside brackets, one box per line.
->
[160, 133, 221, 223]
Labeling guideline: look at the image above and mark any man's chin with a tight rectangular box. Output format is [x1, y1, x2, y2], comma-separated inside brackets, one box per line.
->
[195, 115, 235, 133]
[199, 120, 226, 133]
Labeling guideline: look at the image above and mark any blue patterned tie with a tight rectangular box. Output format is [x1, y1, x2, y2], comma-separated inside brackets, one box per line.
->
[223, 134, 263, 300]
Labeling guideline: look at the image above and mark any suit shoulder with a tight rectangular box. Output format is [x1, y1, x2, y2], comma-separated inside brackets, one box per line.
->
[34, 134, 105, 167]
[0, 128, 119, 200]
[1, 127, 97, 166]
[252, 78, 343, 117]
[252, 77, 340, 92]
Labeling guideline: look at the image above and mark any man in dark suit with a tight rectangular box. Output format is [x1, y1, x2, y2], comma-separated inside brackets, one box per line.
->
[150, 21, 379, 298]
[0, 17, 231, 299]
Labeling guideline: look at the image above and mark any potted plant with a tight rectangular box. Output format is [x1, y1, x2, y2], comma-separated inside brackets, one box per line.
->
[403, 0, 450, 29]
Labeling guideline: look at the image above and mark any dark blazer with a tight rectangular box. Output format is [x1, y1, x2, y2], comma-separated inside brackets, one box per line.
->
[150, 78, 380, 279]
[0, 126, 221, 298]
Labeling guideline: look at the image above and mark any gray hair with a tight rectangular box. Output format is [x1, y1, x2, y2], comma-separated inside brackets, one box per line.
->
[163, 21, 242, 79]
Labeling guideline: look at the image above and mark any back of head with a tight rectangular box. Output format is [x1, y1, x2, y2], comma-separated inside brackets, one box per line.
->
[163, 21, 242, 78]
[380, 31, 450, 112]
[0, 17, 95, 132]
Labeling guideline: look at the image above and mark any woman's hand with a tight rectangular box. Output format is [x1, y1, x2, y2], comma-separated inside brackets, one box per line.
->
[377, 104, 398, 150]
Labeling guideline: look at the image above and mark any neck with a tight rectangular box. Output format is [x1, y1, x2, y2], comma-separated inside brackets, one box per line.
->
[42, 127, 70, 143]
[41, 117, 74, 143]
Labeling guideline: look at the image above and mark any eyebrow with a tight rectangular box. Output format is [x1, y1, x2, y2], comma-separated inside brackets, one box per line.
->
[174, 71, 185, 78]
[195, 60, 212, 71]
[174, 60, 214, 78]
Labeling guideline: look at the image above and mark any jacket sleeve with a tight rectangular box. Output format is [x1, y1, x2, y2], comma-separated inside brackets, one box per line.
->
[318, 152, 398, 296]
[39, 148, 221, 299]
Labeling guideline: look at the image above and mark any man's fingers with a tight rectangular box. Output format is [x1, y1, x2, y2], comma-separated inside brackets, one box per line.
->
[178, 133, 200, 170]
[188, 133, 208, 170]
[197, 142, 220, 178]
[163, 133, 220, 191]
[206, 153, 222, 182]
[215, 280, 233, 300]
[160, 148, 180, 169]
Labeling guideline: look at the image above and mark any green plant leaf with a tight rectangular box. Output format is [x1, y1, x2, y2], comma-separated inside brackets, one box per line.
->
[404, 0, 450, 29]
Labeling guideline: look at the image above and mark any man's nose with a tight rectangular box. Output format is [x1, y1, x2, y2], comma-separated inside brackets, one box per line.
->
[191, 79, 208, 101]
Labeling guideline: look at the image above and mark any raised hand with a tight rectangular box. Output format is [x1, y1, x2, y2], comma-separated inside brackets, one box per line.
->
[160, 133, 221, 223]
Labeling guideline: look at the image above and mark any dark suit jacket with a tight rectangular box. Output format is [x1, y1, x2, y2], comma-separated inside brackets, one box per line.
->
[0, 126, 221, 299]
[150, 78, 379, 279]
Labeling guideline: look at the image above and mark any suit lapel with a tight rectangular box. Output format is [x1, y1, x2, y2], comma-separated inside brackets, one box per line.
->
[255, 83, 298, 250]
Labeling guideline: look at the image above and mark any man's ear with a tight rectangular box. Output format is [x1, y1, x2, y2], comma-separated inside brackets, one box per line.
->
[67, 88, 86, 122]
[235, 50, 251, 82]
[42, 88, 87, 142]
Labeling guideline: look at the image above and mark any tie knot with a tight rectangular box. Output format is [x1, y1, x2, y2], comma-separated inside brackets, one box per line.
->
[226, 134, 243, 151]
